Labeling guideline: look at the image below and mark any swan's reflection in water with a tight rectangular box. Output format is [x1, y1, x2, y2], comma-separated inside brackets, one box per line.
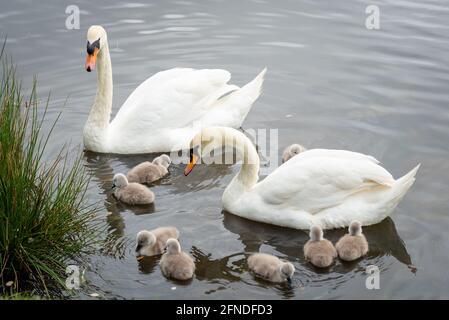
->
[137, 255, 159, 274]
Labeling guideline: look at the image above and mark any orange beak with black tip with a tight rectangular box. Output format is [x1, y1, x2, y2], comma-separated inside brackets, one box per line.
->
[184, 148, 199, 176]
[85, 47, 99, 72]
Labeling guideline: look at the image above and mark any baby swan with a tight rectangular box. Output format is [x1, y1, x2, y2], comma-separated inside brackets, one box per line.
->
[304, 225, 337, 268]
[160, 238, 195, 281]
[336, 220, 369, 261]
[282, 144, 307, 163]
[247, 253, 295, 284]
[112, 173, 155, 205]
[153, 154, 171, 168]
[136, 227, 180, 258]
[127, 154, 171, 184]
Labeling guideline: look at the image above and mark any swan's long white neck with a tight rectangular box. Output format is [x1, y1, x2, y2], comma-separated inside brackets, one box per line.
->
[84, 40, 112, 150]
[90, 42, 112, 127]
[221, 129, 260, 205]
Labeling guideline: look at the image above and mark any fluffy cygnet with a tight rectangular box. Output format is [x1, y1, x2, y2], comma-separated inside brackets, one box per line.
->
[126, 157, 169, 184]
[112, 173, 155, 205]
[152, 154, 171, 169]
[159, 238, 195, 281]
[247, 253, 295, 283]
[304, 225, 337, 268]
[136, 227, 180, 258]
[335, 220, 369, 261]
[282, 144, 307, 163]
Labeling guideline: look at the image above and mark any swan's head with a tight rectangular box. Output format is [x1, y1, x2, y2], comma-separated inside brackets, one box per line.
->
[153, 154, 171, 168]
[135, 230, 156, 257]
[282, 144, 307, 163]
[349, 220, 363, 236]
[184, 127, 248, 176]
[309, 225, 324, 241]
[165, 238, 181, 255]
[85, 25, 108, 72]
[112, 173, 128, 189]
[280, 262, 295, 282]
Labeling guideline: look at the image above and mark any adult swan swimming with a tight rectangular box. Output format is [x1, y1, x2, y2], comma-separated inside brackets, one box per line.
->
[184, 127, 420, 230]
[83, 25, 266, 154]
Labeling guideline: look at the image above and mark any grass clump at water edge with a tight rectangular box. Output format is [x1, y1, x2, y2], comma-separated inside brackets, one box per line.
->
[0, 44, 102, 297]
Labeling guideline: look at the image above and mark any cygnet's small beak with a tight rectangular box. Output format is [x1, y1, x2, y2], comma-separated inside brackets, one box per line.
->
[184, 149, 199, 176]
[85, 47, 99, 72]
[111, 182, 116, 190]
[135, 244, 142, 252]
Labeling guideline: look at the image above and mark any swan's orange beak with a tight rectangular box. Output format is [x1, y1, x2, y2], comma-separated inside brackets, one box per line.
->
[184, 154, 198, 176]
[85, 48, 99, 72]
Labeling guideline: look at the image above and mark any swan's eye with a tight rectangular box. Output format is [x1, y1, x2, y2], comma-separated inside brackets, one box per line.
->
[87, 38, 100, 55]
[189, 146, 200, 162]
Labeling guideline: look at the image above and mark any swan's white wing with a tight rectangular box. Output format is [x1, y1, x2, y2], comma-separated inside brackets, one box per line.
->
[282, 149, 380, 167]
[109, 68, 238, 131]
[254, 155, 394, 213]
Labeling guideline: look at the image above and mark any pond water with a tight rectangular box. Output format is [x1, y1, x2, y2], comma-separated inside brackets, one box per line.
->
[2, 0, 449, 299]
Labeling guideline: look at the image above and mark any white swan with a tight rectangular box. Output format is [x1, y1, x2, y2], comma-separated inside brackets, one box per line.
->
[184, 127, 420, 230]
[83, 25, 266, 154]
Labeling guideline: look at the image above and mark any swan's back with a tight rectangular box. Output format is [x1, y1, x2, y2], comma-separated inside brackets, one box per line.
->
[160, 251, 195, 280]
[255, 150, 395, 211]
[247, 253, 284, 283]
[106, 68, 264, 153]
[336, 234, 369, 261]
[110, 68, 236, 131]
[304, 238, 337, 268]
[242, 148, 418, 229]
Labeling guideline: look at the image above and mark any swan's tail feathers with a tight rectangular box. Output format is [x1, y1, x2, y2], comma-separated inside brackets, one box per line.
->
[240, 67, 267, 101]
[390, 164, 420, 202]
[224, 67, 267, 127]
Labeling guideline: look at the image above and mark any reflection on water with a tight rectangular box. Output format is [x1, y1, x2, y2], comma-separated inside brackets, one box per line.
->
[2, 0, 449, 299]
[222, 212, 413, 296]
[137, 256, 159, 275]
[223, 212, 412, 269]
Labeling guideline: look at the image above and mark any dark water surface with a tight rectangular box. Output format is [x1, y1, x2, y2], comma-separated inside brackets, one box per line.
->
[1, 0, 449, 299]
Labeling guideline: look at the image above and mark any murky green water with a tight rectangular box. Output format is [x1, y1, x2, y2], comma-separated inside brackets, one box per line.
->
[2, 0, 449, 299]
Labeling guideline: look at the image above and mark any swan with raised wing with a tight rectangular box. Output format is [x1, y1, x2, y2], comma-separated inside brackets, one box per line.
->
[83, 25, 266, 154]
[184, 127, 420, 230]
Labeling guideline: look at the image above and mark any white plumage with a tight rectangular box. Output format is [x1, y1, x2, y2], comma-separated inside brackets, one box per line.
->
[187, 127, 420, 230]
[83, 25, 266, 154]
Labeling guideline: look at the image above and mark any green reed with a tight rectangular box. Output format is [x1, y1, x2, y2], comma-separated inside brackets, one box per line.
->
[0, 44, 102, 297]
